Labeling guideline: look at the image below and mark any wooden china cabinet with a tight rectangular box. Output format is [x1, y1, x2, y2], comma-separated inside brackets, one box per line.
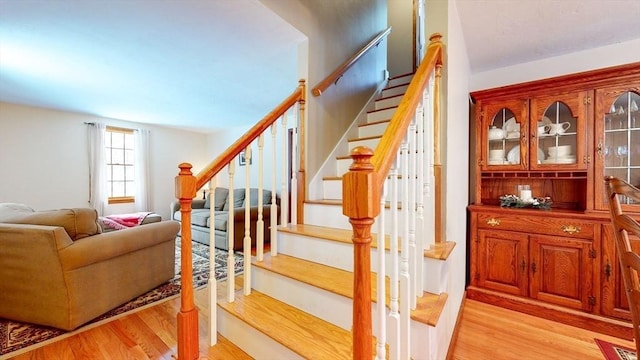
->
[468, 62, 640, 338]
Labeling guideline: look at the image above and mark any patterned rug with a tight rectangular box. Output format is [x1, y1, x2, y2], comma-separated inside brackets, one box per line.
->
[0, 239, 243, 358]
[596, 338, 638, 360]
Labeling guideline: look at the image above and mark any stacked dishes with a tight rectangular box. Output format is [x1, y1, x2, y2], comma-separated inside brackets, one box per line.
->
[543, 145, 576, 164]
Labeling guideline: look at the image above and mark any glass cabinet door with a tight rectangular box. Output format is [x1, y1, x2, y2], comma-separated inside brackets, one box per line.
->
[596, 89, 640, 209]
[530, 92, 586, 170]
[481, 99, 528, 171]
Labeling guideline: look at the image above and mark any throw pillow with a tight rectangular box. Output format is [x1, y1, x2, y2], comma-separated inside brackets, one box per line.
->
[203, 187, 230, 210]
[244, 189, 273, 207]
[223, 188, 245, 211]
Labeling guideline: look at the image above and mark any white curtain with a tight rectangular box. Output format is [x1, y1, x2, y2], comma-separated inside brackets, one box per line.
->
[134, 128, 151, 212]
[88, 122, 107, 216]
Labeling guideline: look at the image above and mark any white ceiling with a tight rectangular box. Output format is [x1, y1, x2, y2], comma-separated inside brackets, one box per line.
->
[0, 0, 306, 133]
[1, 0, 639, 132]
[456, 0, 640, 72]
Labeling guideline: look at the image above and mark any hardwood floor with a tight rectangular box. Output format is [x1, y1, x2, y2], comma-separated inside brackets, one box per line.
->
[450, 299, 635, 360]
[7, 294, 636, 359]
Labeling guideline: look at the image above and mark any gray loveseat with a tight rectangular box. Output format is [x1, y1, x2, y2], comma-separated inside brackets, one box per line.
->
[171, 187, 278, 251]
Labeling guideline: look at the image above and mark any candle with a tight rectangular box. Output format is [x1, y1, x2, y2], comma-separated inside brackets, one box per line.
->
[519, 189, 532, 201]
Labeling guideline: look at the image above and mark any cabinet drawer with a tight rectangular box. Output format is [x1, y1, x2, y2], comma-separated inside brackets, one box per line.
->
[477, 213, 594, 239]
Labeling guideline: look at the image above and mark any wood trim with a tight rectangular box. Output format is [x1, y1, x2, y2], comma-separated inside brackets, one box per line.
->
[470, 62, 640, 102]
[194, 81, 305, 190]
[106, 125, 134, 134]
[107, 196, 134, 204]
[312, 27, 392, 97]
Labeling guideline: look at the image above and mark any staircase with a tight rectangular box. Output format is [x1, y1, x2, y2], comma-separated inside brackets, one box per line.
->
[208, 73, 455, 360]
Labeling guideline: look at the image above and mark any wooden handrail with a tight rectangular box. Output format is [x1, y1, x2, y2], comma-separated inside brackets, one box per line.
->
[342, 33, 445, 359]
[312, 27, 392, 97]
[195, 80, 306, 189]
[372, 33, 444, 185]
[175, 80, 306, 360]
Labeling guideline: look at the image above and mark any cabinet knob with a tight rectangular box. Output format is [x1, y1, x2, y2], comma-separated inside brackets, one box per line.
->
[561, 224, 581, 235]
[486, 218, 500, 227]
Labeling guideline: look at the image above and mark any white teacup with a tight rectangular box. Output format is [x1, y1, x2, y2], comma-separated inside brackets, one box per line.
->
[489, 149, 505, 160]
[548, 145, 572, 158]
[545, 122, 571, 135]
[537, 126, 548, 135]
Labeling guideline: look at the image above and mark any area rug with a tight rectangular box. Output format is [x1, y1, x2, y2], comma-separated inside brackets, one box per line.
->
[595, 338, 637, 360]
[0, 239, 243, 358]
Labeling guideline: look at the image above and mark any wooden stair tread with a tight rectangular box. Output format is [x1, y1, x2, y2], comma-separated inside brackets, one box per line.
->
[278, 223, 391, 250]
[253, 253, 446, 326]
[424, 241, 457, 260]
[360, 119, 391, 127]
[367, 105, 398, 113]
[217, 285, 352, 359]
[376, 93, 404, 101]
[347, 134, 382, 142]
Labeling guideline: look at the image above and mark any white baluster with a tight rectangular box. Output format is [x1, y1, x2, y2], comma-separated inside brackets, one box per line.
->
[415, 97, 425, 296]
[227, 161, 236, 302]
[291, 119, 298, 225]
[376, 180, 388, 360]
[408, 117, 417, 310]
[207, 176, 217, 346]
[388, 160, 400, 360]
[257, 134, 265, 261]
[400, 137, 411, 360]
[281, 113, 289, 226]
[243, 146, 252, 296]
[270, 123, 279, 256]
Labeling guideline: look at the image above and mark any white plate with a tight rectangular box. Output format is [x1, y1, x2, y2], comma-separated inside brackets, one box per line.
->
[542, 157, 576, 164]
[506, 147, 545, 164]
[503, 117, 520, 133]
[537, 116, 552, 128]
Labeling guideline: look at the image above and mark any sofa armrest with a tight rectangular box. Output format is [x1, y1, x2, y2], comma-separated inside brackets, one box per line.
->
[58, 220, 180, 270]
[170, 199, 207, 220]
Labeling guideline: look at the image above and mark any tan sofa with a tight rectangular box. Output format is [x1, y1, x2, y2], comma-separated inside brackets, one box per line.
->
[0, 204, 180, 331]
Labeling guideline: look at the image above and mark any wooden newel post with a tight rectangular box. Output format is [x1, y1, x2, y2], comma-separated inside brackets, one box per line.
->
[175, 163, 199, 360]
[342, 146, 379, 359]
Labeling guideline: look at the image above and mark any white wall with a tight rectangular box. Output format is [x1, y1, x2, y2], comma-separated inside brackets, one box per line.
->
[471, 38, 640, 91]
[0, 102, 209, 221]
[387, 0, 415, 77]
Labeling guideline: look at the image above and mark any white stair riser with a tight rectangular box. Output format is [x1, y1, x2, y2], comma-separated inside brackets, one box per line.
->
[322, 179, 342, 200]
[337, 157, 408, 176]
[375, 95, 403, 110]
[388, 74, 413, 87]
[217, 306, 303, 360]
[348, 137, 380, 152]
[382, 84, 409, 98]
[278, 231, 440, 292]
[252, 267, 354, 330]
[359, 121, 388, 138]
[303, 202, 410, 232]
[367, 107, 396, 123]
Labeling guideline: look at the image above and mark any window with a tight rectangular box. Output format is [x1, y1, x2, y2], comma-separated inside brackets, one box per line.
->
[106, 126, 135, 204]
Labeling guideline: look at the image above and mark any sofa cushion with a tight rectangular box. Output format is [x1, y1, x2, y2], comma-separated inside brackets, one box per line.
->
[191, 209, 210, 227]
[244, 189, 273, 207]
[223, 188, 245, 211]
[204, 187, 229, 210]
[0, 208, 101, 240]
[214, 211, 227, 231]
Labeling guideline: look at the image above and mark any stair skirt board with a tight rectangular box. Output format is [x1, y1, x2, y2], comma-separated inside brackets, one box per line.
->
[217, 307, 304, 360]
